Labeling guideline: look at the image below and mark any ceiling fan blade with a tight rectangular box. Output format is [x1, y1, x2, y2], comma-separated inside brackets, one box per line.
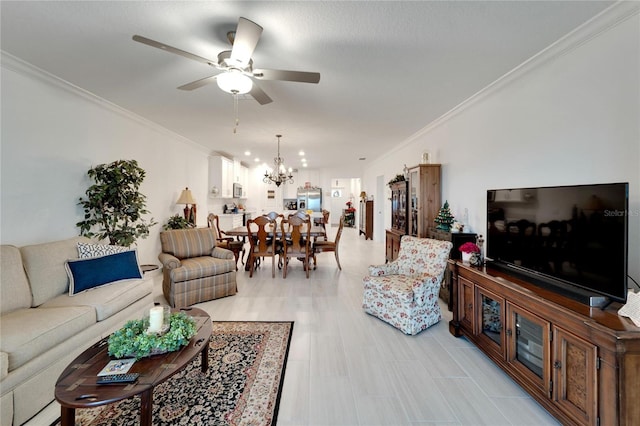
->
[249, 83, 273, 105]
[253, 68, 320, 84]
[229, 18, 263, 68]
[177, 75, 218, 91]
[132, 35, 216, 66]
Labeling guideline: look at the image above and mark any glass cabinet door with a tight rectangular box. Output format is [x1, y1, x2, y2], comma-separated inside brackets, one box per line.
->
[506, 303, 550, 395]
[408, 169, 418, 236]
[476, 287, 505, 358]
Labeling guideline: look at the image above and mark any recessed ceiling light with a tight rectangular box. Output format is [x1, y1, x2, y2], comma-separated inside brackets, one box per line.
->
[299, 150, 305, 156]
[254, 157, 260, 162]
[301, 158, 307, 163]
[302, 163, 308, 168]
[244, 150, 251, 156]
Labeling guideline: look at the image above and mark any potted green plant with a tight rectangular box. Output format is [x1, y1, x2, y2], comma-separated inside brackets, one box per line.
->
[387, 174, 406, 187]
[107, 312, 197, 360]
[77, 159, 157, 247]
[163, 214, 194, 230]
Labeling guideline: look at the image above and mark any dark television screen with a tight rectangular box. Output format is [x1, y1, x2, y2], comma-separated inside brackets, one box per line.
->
[486, 183, 629, 303]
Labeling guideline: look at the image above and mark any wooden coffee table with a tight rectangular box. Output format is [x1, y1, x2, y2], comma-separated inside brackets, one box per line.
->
[55, 307, 212, 426]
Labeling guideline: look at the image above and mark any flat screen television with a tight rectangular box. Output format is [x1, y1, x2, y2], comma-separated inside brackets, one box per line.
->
[486, 182, 629, 305]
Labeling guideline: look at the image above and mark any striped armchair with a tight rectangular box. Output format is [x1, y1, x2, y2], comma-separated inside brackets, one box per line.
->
[363, 236, 453, 335]
[159, 228, 237, 308]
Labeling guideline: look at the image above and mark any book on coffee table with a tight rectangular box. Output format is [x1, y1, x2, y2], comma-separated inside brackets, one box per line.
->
[97, 358, 135, 376]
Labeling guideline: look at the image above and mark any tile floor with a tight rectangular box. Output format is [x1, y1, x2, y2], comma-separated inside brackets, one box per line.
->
[194, 225, 560, 426]
[30, 225, 560, 426]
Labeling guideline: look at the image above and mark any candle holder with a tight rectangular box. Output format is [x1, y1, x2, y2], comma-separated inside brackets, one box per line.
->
[147, 305, 170, 335]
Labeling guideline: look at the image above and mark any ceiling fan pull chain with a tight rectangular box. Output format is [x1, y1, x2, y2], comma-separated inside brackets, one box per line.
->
[233, 91, 239, 134]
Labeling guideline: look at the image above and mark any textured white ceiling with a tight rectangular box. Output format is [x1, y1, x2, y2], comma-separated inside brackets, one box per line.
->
[0, 1, 614, 173]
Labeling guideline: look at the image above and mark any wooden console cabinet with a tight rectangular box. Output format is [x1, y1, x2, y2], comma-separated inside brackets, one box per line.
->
[449, 261, 640, 426]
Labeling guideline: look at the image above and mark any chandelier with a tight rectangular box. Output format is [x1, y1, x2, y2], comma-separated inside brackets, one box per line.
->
[263, 134, 294, 187]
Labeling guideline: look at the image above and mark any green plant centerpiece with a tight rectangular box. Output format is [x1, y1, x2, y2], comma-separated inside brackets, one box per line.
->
[163, 214, 194, 230]
[108, 312, 197, 360]
[387, 174, 406, 187]
[77, 159, 157, 247]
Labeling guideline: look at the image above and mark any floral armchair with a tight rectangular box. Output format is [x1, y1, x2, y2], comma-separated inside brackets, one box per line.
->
[362, 236, 453, 335]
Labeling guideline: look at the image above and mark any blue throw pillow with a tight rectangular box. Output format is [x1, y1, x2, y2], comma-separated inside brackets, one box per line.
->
[66, 250, 143, 296]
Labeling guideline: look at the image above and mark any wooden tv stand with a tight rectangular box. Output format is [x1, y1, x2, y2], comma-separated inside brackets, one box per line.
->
[449, 261, 640, 426]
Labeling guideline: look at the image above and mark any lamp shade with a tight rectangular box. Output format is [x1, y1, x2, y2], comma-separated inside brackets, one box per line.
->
[216, 71, 253, 94]
[176, 188, 196, 205]
[360, 191, 367, 199]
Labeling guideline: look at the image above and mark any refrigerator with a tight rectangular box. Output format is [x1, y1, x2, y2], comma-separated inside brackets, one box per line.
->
[297, 187, 322, 212]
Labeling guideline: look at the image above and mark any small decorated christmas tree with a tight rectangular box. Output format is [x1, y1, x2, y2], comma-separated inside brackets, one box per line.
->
[434, 200, 455, 231]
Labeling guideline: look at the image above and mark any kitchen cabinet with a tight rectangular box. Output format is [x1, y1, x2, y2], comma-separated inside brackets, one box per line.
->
[210, 157, 249, 198]
[449, 261, 640, 426]
[233, 160, 242, 183]
[282, 171, 299, 199]
[297, 170, 319, 188]
[217, 214, 243, 232]
[236, 161, 249, 197]
[209, 155, 234, 198]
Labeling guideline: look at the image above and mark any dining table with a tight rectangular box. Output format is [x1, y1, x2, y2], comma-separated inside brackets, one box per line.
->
[224, 224, 326, 271]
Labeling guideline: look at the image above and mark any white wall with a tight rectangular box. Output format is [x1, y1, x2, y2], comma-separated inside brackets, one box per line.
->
[2, 5, 637, 283]
[362, 6, 640, 282]
[1, 54, 213, 264]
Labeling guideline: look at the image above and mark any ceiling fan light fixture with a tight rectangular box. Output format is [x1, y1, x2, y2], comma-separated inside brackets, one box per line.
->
[217, 70, 253, 94]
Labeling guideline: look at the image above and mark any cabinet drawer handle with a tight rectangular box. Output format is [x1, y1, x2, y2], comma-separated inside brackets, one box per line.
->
[553, 361, 562, 369]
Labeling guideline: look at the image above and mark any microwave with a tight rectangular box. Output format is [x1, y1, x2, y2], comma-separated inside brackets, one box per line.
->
[233, 183, 243, 198]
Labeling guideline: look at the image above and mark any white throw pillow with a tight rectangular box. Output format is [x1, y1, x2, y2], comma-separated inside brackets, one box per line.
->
[77, 242, 129, 259]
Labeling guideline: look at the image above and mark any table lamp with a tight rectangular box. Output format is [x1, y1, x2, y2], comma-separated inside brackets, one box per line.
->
[176, 187, 196, 224]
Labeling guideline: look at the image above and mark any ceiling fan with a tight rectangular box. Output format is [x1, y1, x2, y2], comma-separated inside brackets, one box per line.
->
[132, 17, 320, 105]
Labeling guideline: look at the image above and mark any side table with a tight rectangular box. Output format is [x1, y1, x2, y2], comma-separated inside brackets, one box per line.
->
[141, 264, 159, 274]
[427, 228, 477, 311]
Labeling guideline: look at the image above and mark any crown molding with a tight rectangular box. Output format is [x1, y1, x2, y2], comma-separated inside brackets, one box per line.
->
[401, 1, 640, 149]
[1, 50, 209, 154]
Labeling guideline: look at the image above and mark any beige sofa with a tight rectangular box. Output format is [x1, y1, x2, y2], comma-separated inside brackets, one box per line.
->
[0, 236, 154, 425]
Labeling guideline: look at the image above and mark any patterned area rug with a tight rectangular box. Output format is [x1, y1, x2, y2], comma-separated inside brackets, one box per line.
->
[54, 321, 293, 426]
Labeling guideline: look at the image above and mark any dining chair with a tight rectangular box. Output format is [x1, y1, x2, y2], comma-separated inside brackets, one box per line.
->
[313, 209, 331, 242]
[312, 213, 344, 270]
[247, 215, 278, 278]
[281, 214, 312, 279]
[265, 211, 285, 222]
[264, 212, 285, 267]
[207, 213, 244, 270]
[294, 210, 310, 221]
[321, 209, 330, 239]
